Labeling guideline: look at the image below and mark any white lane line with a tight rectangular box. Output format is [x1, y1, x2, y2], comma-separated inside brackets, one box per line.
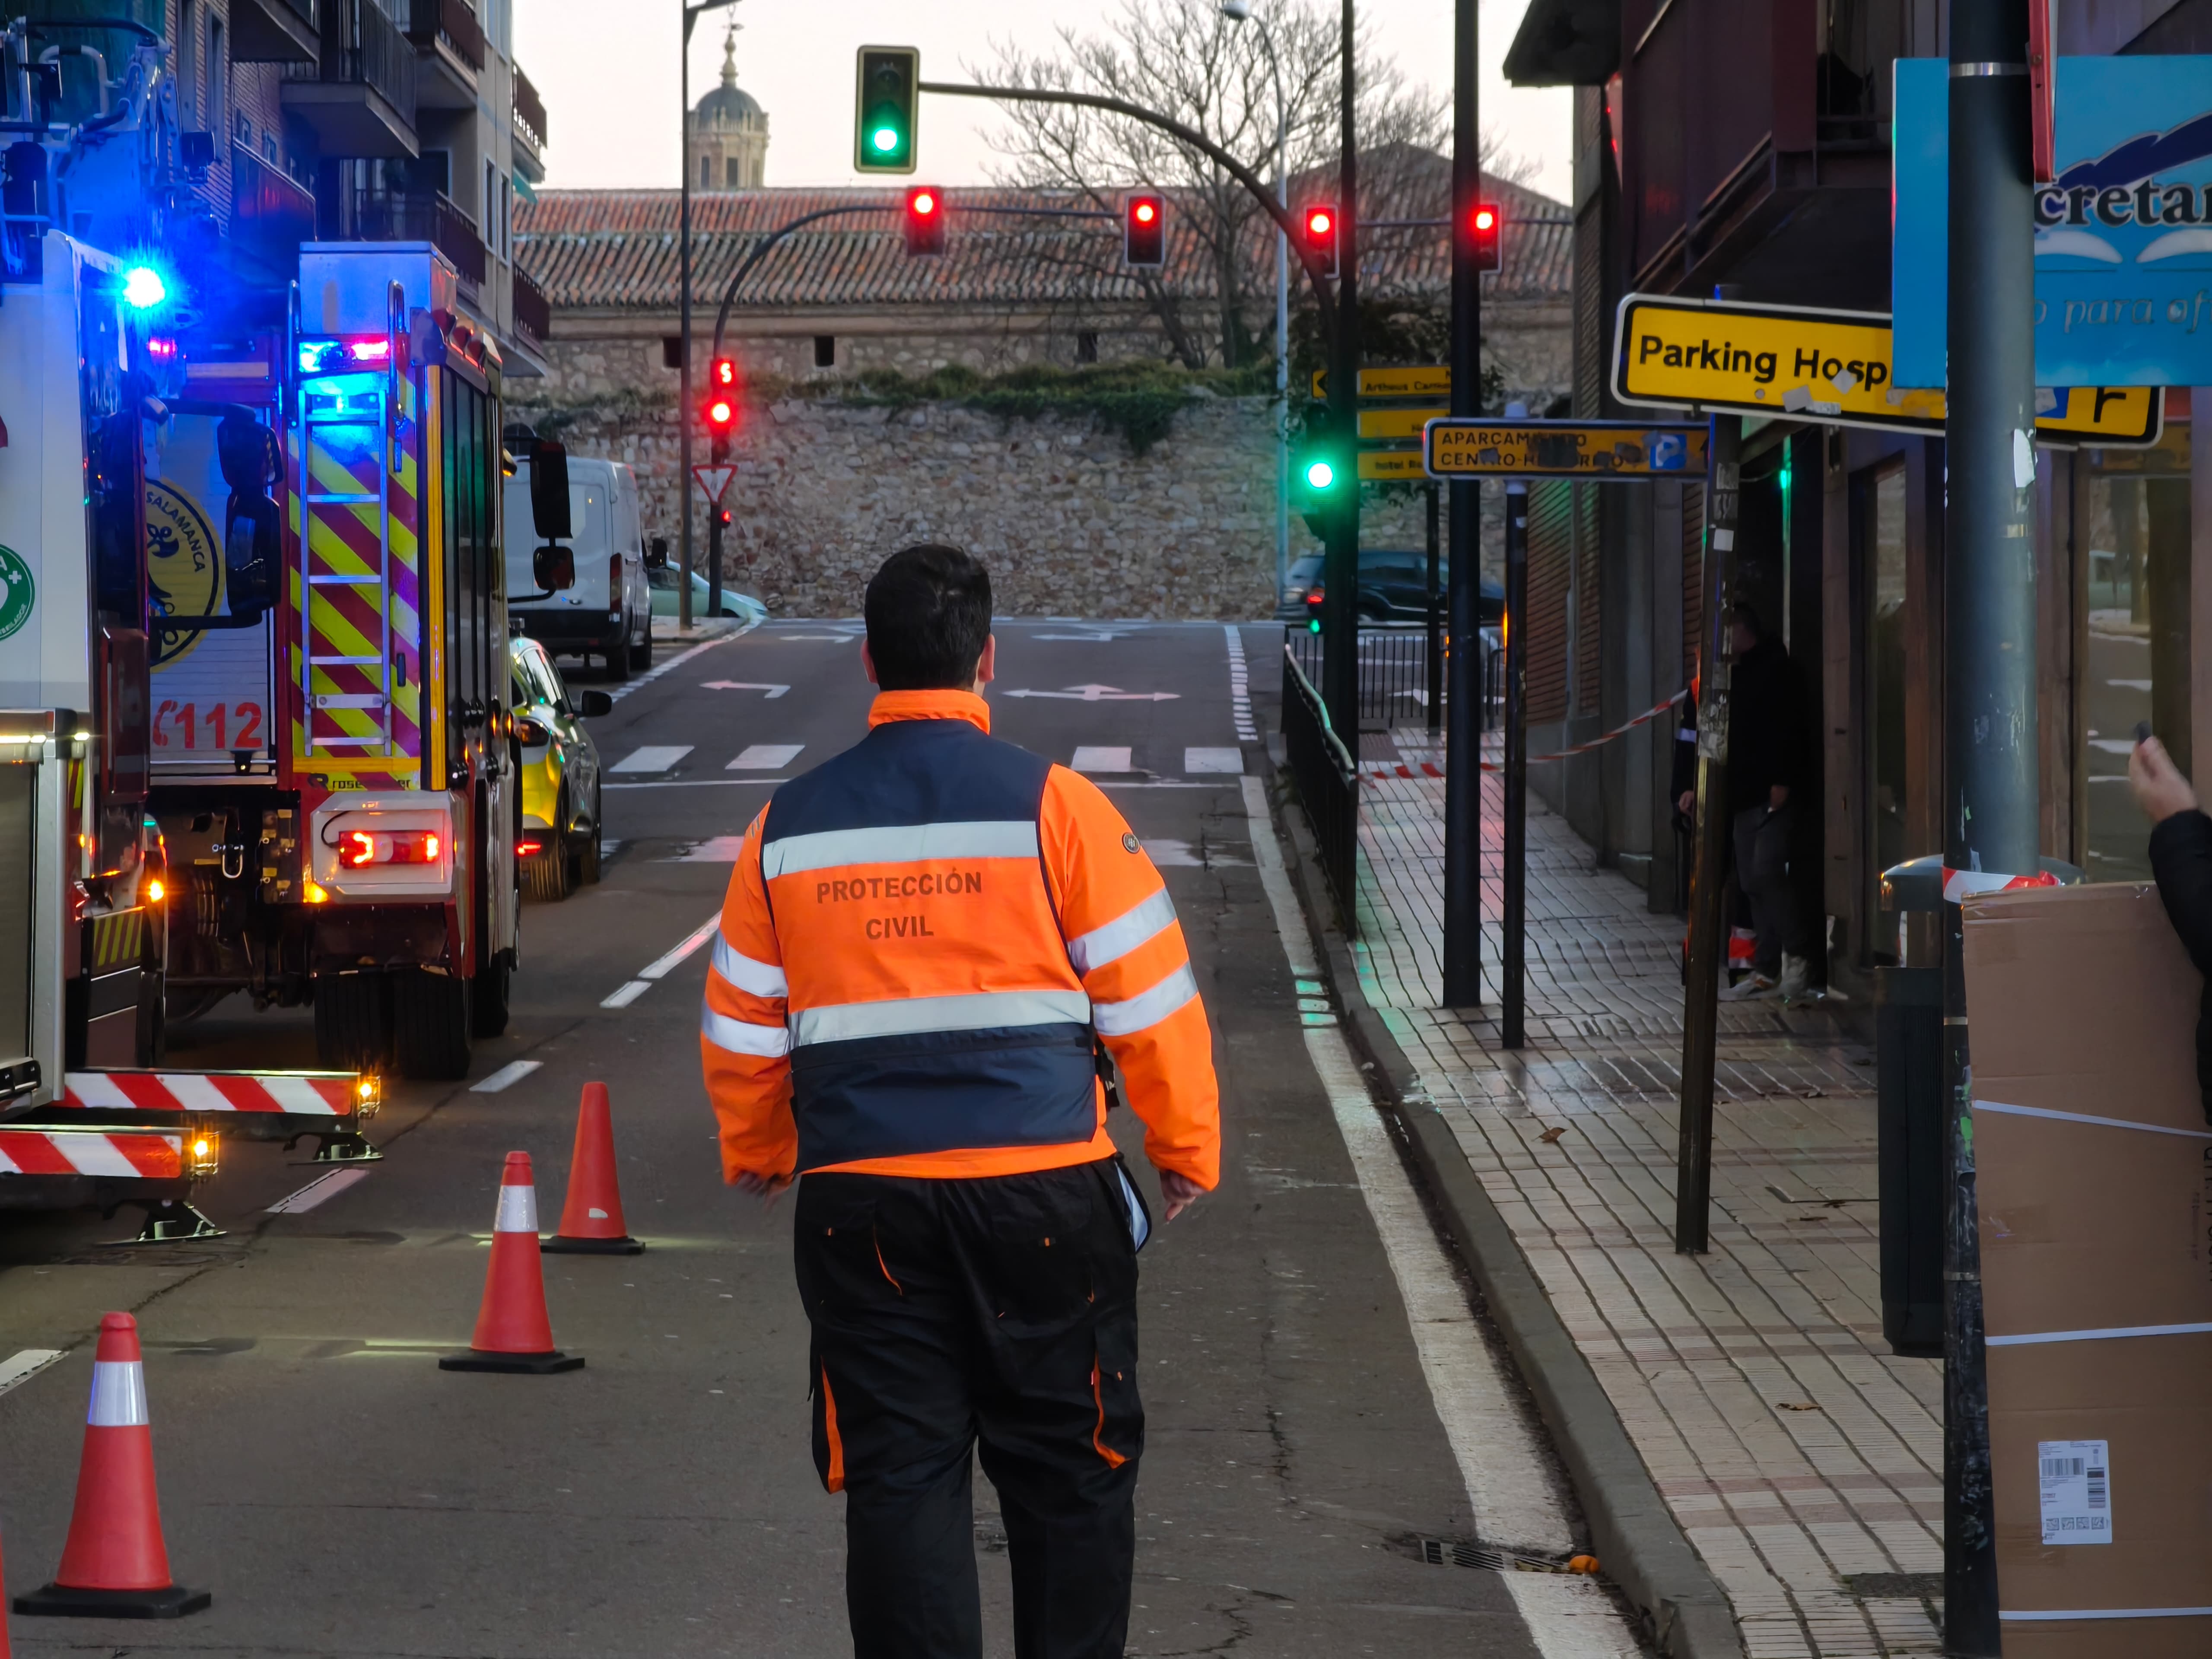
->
[642, 914, 725, 980]
[606, 777, 778, 791]
[1072, 745, 1133, 773]
[1238, 775, 1637, 1658]
[728, 744, 805, 770]
[1184, 746, 1244, 774]
[612, 745, 693, 774]
[471, 1060, 543, 1093]
[266, 1167, 373, 1215]
[0, 1348, 64, 1400]
[1224, 623, 1258, 741]
[608, 623, 756, 705]
[601, 980, 652, 1008]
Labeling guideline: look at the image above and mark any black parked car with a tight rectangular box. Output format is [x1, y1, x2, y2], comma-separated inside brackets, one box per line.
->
[1277, 550, 1505, 625]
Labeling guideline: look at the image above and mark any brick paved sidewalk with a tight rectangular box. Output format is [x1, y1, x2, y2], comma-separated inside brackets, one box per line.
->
[1353, 730, 1944, 1659]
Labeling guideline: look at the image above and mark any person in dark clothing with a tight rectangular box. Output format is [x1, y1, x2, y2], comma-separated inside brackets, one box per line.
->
[2130, 734, 2212, 1122]
[1673, 604, 1814, 999]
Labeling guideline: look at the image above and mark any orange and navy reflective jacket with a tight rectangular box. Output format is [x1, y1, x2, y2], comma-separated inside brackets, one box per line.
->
[700, 689, 1221, 1188]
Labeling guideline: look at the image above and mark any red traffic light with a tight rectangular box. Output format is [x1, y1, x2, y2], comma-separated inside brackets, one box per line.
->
[711, 355, 737, 388]
[706, 397, 735, 427]
[1123, 192, 1165, 268]
[1302, 203, 1339, 279]
[903, 185, 946, 257]
[1472, 202, 1501, 272]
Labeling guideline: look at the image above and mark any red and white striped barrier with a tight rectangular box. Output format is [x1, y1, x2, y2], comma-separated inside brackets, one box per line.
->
[0, 1131, 184, 1180]
[1479, 690, 1691, 772]
[1942, 866, 2061, 903]
[58, 1071, 358, 1117]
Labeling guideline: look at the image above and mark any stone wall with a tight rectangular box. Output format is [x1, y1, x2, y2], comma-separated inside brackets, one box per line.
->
[511, 387, 1307, 619]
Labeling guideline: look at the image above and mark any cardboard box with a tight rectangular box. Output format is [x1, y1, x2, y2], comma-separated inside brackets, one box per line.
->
[1964, 881, 2212, 1656]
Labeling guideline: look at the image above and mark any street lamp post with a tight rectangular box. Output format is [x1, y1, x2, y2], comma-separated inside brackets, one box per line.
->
[1220, 0, 1290, 605]
[678, 0, 738, 633]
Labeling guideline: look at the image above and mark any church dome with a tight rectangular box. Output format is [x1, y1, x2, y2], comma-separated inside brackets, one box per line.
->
[695, 79, 762, 127]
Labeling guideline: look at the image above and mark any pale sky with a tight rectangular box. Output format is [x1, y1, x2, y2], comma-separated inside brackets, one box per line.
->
[514, 0, 1571, 203]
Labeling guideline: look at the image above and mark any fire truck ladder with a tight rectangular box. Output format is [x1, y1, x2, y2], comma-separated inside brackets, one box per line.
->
[298, 289, 404, 756]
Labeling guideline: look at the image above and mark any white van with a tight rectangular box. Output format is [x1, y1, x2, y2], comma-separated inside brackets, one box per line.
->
[506, 454, 653, 678]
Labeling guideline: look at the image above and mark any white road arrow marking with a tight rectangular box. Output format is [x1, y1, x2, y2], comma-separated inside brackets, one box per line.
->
[1001, 684, 1180, 702]
[700, 681, 790, 698]
[773, 632, 861, 642]
[1033, 630, 1137, 642]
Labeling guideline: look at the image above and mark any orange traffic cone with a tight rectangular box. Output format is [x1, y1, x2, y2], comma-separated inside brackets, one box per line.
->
[441, 1152, 583, 1374]
[12, 1313, 209, 1619]
[542, 1082, 644, 1256]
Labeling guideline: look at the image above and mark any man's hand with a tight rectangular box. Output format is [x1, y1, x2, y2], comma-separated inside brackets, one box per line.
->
[1677, 790, 1695, 817]
[733, 1171, 794, 1201]
[1770, 784, 1790, 810]
[2132, 735, 2200, 826]
[1158, 1170, 1206, 1222]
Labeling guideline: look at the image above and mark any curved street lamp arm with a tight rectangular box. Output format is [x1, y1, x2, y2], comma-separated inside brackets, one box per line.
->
[918, 78, 1338, 344]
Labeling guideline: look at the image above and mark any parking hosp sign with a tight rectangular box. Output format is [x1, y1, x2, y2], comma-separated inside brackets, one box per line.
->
[1423, 418, 1708, 479]
[1612, 292, 2162, 447]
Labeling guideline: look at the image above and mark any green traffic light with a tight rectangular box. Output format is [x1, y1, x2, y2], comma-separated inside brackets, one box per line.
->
[1309, 617, 1322, 634]
[872, 126, 900, 153]
[1305, 458, 1336, 490]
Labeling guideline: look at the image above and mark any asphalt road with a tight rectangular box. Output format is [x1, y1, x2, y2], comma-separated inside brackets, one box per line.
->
[0, 619, 1639, 1658]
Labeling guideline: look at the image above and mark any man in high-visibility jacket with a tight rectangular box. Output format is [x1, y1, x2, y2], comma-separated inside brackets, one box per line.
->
[702, 544, 1221, 1659]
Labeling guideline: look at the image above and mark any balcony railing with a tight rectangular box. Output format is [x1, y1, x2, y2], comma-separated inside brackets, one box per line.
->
[513, 65, 546, 155]
[350, 190, 486, 287]
[512, 264, 550, 346]
[282, 0, 417, 130]
[403, 0, 483, 73]
[231, 143, 317, 275]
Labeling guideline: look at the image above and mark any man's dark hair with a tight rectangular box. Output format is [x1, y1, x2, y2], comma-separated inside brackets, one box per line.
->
[1729, 601, 1766, 639]
[864, 544, 993, 690]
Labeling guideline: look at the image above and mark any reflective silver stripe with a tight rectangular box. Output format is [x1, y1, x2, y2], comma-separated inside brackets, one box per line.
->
[1093, 963, 1198, 1037]
[762, 820, 1038, 879]
[1068, 886, 1178, 976]
[712, 934, 788, 998]
[702, 1003, 791, 1058]
[791, 988, 1092, 1048]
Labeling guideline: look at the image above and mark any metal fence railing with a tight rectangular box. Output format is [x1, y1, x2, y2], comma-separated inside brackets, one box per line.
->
[1281, 645, 1360, 933]
[1283, 623, 1504, 732]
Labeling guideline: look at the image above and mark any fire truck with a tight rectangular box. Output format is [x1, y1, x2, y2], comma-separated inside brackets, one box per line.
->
[142, 243, 528, 1081]
[0, 229, 380, 1239]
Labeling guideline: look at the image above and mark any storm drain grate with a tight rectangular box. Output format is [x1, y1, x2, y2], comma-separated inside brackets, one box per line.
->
[1844, 1573, 1942, 1600]
[1402, 1535, 1601, 1577]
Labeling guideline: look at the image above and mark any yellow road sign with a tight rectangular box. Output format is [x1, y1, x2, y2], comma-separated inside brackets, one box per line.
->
[1424, 419, 1709, 479]
[1612, 293, 2161, 446]
[1357, 450, 1428, 481]
[1312, 365, 1450, 400]
[1357, 407, 1449, 441]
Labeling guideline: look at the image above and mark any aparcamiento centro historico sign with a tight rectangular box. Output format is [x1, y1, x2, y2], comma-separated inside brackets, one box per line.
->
[0, 544, 33, 642]
[1423, 418, 1708, 480]
[1612, 292, 2163, 446]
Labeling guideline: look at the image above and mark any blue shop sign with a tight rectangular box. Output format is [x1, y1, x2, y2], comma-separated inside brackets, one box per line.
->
[1893, 56, 2212, 388]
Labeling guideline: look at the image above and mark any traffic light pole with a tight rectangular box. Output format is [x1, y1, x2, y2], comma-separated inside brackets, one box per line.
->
[1442, 0, 1481, 1007]
[1943, 3, 2037, 1650]
[1503, 464, 1528, 1047]
[677, 0, 735, 634]
[1320, 0, 1360, 744]
[707, 427, 728, 618]
[1674, 413, 1743, 1254]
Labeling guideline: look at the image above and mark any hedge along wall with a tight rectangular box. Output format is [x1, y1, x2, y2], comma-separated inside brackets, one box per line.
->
[503, 386, 1439, 620]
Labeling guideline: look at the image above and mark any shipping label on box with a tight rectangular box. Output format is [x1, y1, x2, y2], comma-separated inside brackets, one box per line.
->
[2037, 1440, 2112, 1546]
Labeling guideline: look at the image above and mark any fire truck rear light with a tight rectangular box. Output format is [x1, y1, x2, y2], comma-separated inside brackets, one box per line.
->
[304, 881, 331, 904]
[356, 1075, 382, 1117]
[298, 337, 393, 374]
[337, 829, 442, 868]
[518, 838, 544, 856]
[188, 1134, 219, 1176]
[146, 878, 165, 903]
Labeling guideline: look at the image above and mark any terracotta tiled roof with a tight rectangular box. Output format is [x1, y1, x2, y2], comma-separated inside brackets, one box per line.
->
[515, 159, 1571, 314]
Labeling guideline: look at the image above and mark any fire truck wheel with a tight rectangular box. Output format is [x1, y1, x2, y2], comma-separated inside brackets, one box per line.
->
[392, 970, 472, 1081]
[471, 950, 513, 1039]
[315, 972, 392, 1072]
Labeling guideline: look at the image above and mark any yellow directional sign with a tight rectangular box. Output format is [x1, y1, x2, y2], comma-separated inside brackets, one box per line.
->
[1312, 365, 1450, 400]
[1424, 419, 1709, 480]
[1357, 450, 1428, 481]
[1612, 293, 2161, 446]
[1358, 407, 1449, 441]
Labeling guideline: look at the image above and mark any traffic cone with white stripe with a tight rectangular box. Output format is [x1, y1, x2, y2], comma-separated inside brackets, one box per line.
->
[12, 1313, 209, 1619]
[542, 1082, 644, 1255]
[440, 1152, 584, 1374]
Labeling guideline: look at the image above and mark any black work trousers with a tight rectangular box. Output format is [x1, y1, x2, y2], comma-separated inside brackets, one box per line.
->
[793, 1159, 1142, 1659]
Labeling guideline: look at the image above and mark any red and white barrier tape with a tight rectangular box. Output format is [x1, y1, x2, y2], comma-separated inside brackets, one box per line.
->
[1476, 689, 1690, 772]
[58, 1071, 356, 1117]
[0, 1129, 184, 1179]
